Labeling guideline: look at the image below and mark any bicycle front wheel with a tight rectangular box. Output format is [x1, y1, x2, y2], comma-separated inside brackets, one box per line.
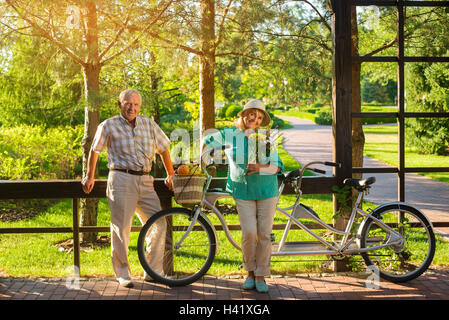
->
[137, 207, 216, 287]
[360, 204, 435, 283]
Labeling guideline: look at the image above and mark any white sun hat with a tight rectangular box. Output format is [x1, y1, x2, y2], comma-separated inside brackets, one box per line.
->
[237, 99, 271, 127]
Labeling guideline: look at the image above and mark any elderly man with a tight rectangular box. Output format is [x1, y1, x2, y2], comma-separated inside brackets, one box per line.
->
[82, 89, 174, 288]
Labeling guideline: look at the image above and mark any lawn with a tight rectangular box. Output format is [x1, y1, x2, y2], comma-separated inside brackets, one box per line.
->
[272, 104, 397, 125]
[364, 125, 449, 183]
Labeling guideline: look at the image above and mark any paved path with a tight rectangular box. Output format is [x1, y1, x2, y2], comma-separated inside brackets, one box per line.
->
[279, 115, 449, 237]
[2, 271, 449, 301]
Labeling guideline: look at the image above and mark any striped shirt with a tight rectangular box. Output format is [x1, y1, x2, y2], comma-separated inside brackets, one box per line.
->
[91, 114, 170, 172]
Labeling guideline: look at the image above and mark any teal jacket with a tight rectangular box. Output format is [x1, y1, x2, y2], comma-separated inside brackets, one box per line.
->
[204, 127, 284, 200]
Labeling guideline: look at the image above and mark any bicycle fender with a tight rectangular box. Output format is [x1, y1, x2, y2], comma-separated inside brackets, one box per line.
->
[199, 211, 219, 255]
[372, 202, 433, 229]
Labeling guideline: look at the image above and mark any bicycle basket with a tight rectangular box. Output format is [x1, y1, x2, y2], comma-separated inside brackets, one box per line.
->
[172, 174, 207, 205]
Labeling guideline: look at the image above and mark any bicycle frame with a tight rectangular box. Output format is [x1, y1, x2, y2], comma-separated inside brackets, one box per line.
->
[176, 152, 405, 259]
[272, 184, 404, 257]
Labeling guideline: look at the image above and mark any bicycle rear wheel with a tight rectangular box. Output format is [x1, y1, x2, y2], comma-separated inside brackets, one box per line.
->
[360, 204, 435, 283]
[137, 207, 216, 287]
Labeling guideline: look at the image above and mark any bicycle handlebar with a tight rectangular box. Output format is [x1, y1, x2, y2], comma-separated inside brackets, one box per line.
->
[309, 168, 326, 174]
[323, 161, 341, 168]
[282, 161, 342, 191]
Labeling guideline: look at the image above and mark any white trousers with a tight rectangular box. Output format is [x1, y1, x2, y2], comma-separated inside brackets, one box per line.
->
[106, 170, 166, 279]
[234, 197, 277, 277]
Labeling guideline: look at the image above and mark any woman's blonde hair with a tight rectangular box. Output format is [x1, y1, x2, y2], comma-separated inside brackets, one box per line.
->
[234, 109, 265, 131]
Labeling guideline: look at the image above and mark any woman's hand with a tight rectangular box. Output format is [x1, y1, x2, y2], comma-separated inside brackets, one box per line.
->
[246, 163, 263, 175]
[246, 163, 280, 175]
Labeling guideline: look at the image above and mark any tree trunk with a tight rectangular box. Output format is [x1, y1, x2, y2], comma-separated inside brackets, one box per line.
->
[149, 64, 164, 178]
[351, 6, 365, 179]
[80, 63, 101, 243]
[80, 1, 101, 244]
[199, 0, 216, 139]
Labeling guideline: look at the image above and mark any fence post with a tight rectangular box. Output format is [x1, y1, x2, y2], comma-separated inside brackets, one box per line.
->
[331, 0, 353, 272]
[159, 192, 173, 275]
[72, 198, 81, 275]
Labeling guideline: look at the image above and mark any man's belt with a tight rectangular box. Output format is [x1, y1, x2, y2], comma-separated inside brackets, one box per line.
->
[113, 168, 149, 176]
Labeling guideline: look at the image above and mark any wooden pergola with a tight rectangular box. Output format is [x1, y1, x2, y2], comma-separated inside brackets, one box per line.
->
[1, 0, 449, 274]
[346, 0, 449, 202]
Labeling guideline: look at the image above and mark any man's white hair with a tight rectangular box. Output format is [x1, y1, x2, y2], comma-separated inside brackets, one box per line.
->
[118, 89, 141, 106]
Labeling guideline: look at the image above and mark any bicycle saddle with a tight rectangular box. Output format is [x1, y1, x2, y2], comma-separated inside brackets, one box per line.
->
[343, 177, 376, 190]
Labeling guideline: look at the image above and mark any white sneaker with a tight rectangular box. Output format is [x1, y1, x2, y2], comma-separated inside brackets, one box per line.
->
[117, 277, 134, 288]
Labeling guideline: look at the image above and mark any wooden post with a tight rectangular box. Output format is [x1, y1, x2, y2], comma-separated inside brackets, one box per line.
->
[157, 183, 173, 275]
[330, 0, 353, 272]
[72, 198, 81, 275]
[397, 1, 405, 203]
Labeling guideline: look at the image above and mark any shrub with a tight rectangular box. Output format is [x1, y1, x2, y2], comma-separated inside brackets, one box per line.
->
[218, 104, 230, 118]
[225, 104, 243, 119]
[0, 125, 83, 180]
[315, 111, 333, 125]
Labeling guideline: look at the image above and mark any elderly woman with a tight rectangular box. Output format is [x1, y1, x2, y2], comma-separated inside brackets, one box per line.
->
[203, 99, 283, 293]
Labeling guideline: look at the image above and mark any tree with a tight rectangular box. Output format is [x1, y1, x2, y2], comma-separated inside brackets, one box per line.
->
[358, 5, 449, 156]
[0, 36, 83, 127]
[2, 0, 174, 243]
[143, 0, 282, 139]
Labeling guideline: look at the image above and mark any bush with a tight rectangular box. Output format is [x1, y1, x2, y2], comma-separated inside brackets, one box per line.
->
[225, 104, 243, 119]
[315, 111, 333, 125]
[217, 104, 230, 118]
[406, 118, 449, 155]
[0, 125, 83, 180]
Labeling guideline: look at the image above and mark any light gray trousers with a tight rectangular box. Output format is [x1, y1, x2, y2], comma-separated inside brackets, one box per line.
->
[106, 170, 166, 279]
[234, 197, 277, 277]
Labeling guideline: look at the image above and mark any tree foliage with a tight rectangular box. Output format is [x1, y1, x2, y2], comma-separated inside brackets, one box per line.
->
[404, 6, 449, 155]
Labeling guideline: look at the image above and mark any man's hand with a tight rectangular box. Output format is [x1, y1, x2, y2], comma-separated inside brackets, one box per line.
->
[82, 150, 99, 194]
[82, 176, 95, 194]
[160, 149, 175, 191]
[164, 174, 174, 191]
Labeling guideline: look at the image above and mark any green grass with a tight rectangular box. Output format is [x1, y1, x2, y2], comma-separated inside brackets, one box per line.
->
[274, 108, 449, 184]
[272, 105, 397, 125]
[364, 125, 449, 183]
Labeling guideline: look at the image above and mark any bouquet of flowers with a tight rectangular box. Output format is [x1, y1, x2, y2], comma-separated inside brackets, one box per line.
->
[247, 128, 280, 164]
